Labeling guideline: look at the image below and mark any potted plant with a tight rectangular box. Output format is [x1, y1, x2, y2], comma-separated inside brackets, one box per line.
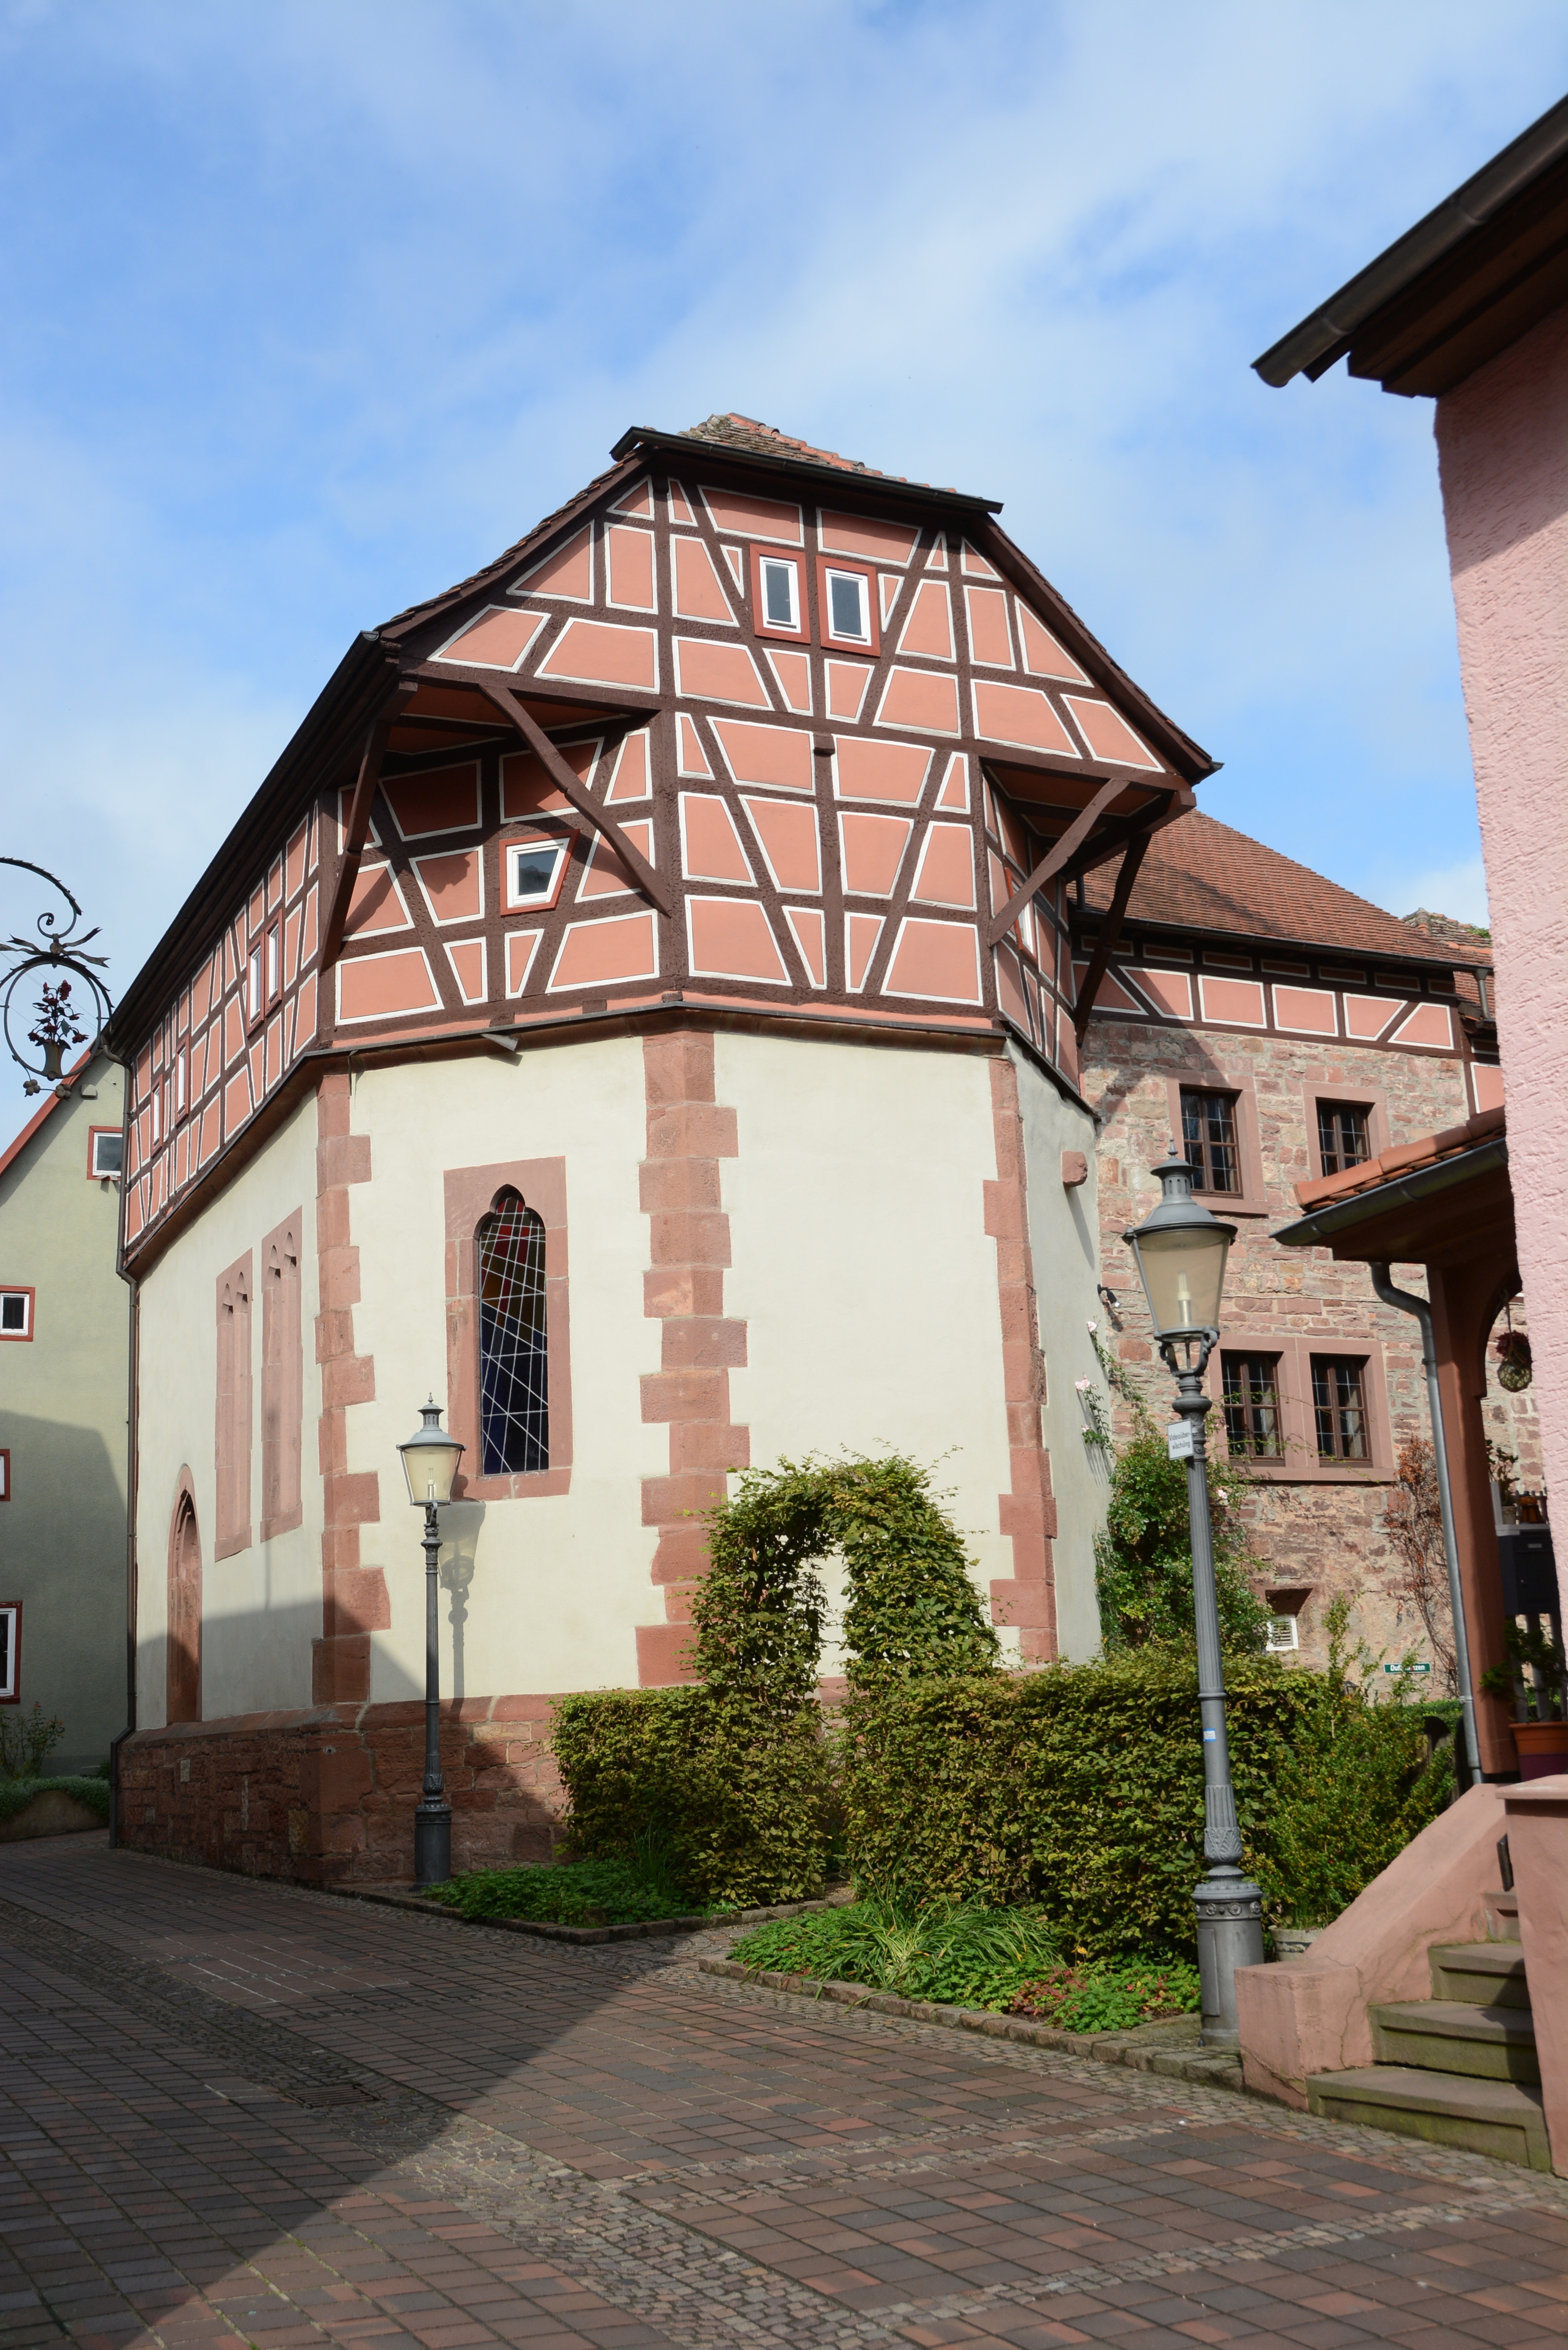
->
[1481, 1620, 1568, 1779]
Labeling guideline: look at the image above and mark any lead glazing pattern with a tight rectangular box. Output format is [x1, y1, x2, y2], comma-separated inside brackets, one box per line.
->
[477, 1189, 549, 1476]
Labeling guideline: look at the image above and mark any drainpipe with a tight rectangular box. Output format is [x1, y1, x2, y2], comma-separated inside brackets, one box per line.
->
[1369, 1263, 1480, 1787]
[109, 1060, 137, 1845]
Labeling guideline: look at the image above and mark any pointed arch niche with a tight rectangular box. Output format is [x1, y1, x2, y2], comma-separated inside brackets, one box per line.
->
[443, 1158, 570, 1501]
[167, 1476, 202, 1724]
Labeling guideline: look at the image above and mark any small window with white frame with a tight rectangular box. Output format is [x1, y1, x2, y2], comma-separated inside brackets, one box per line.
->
[750, 546, 805, 640]
[0, 1450, 9, 1503]
[0, 1290, 33, 1342]
[0, 1599, 17, 1699]
[247, 941, 264, 1026]
[505, 836, 571, 913]
[88, 1127, 123, 1180]
[266, 923, 281, 1007]
[820, 560, 875, 649]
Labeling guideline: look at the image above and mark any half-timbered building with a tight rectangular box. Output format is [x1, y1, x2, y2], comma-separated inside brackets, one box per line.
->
[109, 413, 1214, 1879]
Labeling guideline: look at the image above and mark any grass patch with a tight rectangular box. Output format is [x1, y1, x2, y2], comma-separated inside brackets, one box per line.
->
[0, 1776, 111, 1826]
[423, 1850, 725, 1927]
[730, 1895, 1200, 2026]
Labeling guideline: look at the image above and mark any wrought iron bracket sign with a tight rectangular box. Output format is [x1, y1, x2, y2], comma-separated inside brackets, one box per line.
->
[0, 859, 113, 1096]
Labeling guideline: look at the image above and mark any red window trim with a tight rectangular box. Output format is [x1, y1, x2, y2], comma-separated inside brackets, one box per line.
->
[86, 1126, 123, 1181]
[502, 831, 573, 915]
[0, 1598, 19, 1701]
[816, 556, 880, 656]
[0, 1451, 9, 1503]
[0, 1287, 35, 1343]
[750, 545, 807, 642]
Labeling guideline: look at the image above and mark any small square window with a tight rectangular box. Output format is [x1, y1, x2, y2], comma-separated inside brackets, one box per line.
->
[0, 1291, 33, 1341]
[1266, 1614, 1299, 1653]
[761, 558, 799, 630]
[825, 566, 871, 644]
[89, 1128, 123, 1180]
[505, 838, 569, 913]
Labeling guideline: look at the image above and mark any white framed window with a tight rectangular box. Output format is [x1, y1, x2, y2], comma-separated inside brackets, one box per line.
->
[266, 924, 281, 1005]
[821, 562, 874, 648]
[760, 557, 799, 631]
[0, 1600, 17, 1699]
[1266, 1613, 1299, 1653]
[175, 1048, 187, 1117]
[88, 1128, 123, 1180]
[0, 1450, 9, 1502]
[505, 838, 570, 913]
[1, 1289, 33, 1341]
[247, 944, 264, 1025]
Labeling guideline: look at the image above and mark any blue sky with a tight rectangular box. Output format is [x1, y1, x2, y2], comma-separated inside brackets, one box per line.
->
[2, 1, 1565, 1138]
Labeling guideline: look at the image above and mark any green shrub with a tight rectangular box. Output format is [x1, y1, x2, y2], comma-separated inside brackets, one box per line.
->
[730, 1895, 1200, 2025]
[551, 1686, 831, 1909]
[1094, 1431, 1270, 1653]
[425, 1848, 707, 1926]
[0, 1703, 66, 1782]
[0, 1775, 110, 1825]
[843, 1650, 1450, 1956]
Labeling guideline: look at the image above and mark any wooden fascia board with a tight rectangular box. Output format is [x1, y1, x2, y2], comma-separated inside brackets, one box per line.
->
[106, 633, 401, 1056]
[470, 678, 674, 918]
[608, 428, 1002, 519]
[1073, 907, 1472, 976]
[974, 521, 1216, 787]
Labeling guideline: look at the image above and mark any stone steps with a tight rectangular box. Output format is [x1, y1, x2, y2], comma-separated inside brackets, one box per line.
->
[1306, 1904, 1548, 2169]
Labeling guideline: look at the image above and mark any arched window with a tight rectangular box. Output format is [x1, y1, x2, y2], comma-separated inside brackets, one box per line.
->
[476, 1189, 548, 1476]
[167, 1490, 202, 1724]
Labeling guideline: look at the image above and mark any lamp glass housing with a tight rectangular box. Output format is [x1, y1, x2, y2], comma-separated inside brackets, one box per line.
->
[1128, 1221, 1231, 1338]
[398, 1398, 464, 1507]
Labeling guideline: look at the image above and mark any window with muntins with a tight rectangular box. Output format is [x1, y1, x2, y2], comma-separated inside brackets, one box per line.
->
[1312, 1356, 1369, 1461]
[477, 1190, 549, 1476]
[1317, 1101, 1371, 1177]
[1222, 1353, 1282, 1458]
[1180, 1088, 1241, 1194]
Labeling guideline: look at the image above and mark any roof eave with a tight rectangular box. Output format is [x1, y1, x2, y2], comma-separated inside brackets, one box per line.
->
[1252, 93, 1568, 389]
[1273, 1135, 1509, 1247]
[1070, 906, 1480, 973]
[609, 427, 1004, 515]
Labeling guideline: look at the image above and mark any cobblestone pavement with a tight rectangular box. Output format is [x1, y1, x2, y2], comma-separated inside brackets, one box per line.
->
[2, 1840, 1568, 2350]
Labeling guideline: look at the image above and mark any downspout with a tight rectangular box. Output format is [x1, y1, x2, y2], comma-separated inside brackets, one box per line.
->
[1368, 1262, 1480, 1787]
[109, 1062, 137, 1842]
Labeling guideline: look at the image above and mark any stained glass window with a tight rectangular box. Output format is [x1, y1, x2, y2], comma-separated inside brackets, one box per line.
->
[477, 1190, 548, 1475]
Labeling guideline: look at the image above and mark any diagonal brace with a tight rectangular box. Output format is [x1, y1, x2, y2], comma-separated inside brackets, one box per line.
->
[321, 681, 418, 971]
[985, 775, 1127, 948]
[473, 679, 673, 918]
[1073, 832, 1149, 1044]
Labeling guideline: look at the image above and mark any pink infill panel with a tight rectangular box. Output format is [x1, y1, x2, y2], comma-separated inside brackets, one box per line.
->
[686, 898, 790, 985]
[1063, 697, 1161, 769]
[540, 619, 659, 693]
[875, 667, 961, 735]
[673, 638, 769, 707]
[743, 797, 821, 893]
[710, 719, 814, 793]
[883, 919, 983, 1006]
[834, 736, 931, 804]
[972, 680, 1078, 757]
[432, 607, 546, 672]
[1016, 603, 1089, 683]
[898, 580, 954, 662]
[513, 525, 593, 601]
[671, 535, 735, 625]
[818, 509, 920, 566]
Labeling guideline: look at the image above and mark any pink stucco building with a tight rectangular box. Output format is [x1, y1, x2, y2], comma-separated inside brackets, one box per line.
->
[1256, 94, 1568, 1615]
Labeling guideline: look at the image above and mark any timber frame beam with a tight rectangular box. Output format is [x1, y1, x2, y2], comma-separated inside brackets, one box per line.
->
[1073, 834, 1149, 1044]
[984, 776, 1128, 948]
[321, 681, 419, 971]
[470, 679, 673, 918]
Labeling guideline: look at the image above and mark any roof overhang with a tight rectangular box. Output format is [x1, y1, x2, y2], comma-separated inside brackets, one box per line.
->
[1273, 1135, 1512, 1264]
[1253, 94, 1568, 396]
[609, 426, 1004, 516]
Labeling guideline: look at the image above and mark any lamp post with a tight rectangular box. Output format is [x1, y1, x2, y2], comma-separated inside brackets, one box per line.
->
[397, 1398, 465, 1887]
[1123, 1146, 1264, 2048]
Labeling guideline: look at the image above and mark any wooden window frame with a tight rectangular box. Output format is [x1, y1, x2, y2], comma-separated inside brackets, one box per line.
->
[1203, 1334, 1393, 1483]
[444, 1158, 571, 1502]
[1311, 1353, 1373, 1465]
[750, 545, 807, 642]
[1162, 1069, 1269, 1217]
[1303, 1082, 1389, 1182]
[0, 1287, 35, 1342]
[817, 556, 880, 656]
[87, 1126, 123, 1181]
[259, 1212, 304, 1542]
[1220, 1350, 1285, 1462]
[0, 1599, 18, 1701]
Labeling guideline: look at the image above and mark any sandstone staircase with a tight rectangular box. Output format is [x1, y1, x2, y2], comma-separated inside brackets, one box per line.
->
[1306, 1888, 1553, 2170]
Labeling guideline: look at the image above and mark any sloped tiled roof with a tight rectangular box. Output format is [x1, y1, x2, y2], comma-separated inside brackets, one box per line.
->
[681, 412, 954, 491]
[1402, 906, 1492, 959]
[1083, 811, 1485, 968]
[1293, 1102, 1505, 1212]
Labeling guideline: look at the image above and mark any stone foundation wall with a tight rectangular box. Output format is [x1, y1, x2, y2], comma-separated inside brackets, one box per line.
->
[116, 1695, 567, 1885]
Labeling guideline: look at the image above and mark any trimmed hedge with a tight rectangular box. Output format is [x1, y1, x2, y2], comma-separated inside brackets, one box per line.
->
[551, 1686, 830, 1909]
[843, 1653, 1451, 1955]
[0, 1776, 111, 1826]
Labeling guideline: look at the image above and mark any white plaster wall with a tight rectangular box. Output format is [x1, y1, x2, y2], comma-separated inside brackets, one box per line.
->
[347, 1039, 665, 1701]
[714, 1030, 1020, 1665]
[1012, 1047, 1107, 1659]
[134, 1093, 322, 1726]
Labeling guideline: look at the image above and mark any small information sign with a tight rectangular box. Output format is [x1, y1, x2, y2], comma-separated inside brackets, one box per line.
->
[1167, 1421, 1194, 1462]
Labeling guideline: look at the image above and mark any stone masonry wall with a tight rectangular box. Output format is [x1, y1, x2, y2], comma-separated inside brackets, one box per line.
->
[117, 1698, 567, 1885]
[1086, 1016, 1540, 1678]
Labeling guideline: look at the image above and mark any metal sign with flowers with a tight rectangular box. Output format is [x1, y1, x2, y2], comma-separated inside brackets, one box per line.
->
[0, 860, 112, 1097]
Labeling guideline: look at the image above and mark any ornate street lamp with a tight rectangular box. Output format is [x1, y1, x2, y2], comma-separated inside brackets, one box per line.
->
[1124, 1146, 1263, 2048]
[397, 1398, 465, 1887]
[0, 859, 113, 1096]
